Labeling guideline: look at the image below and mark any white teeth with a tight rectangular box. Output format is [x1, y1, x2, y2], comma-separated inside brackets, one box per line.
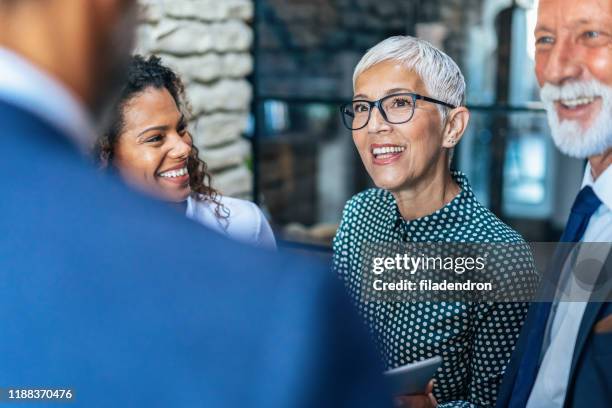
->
[159, 167, 188, 178]
[372, 146, 405, 156]
[559, 97, 596, 108]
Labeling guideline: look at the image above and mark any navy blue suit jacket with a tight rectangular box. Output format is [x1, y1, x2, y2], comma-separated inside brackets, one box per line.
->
[0, 101, 389, 407]
[497, 252, 612, 408]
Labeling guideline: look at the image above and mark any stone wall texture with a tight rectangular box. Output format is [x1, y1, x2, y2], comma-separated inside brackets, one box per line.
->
[136, 0, 254, 198]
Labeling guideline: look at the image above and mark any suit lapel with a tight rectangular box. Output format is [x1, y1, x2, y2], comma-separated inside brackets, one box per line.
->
[567, 251, 612, 389]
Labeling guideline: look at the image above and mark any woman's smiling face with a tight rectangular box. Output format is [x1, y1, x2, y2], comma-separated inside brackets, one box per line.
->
[352, 60, 447, 192]
[113, 86, 192, 202]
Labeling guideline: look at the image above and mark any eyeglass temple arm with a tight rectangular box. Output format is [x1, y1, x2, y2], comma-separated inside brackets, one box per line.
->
[417, 95, 457, 109]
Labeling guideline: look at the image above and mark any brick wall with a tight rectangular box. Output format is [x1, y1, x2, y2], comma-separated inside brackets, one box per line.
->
[136, 0, 254, 198]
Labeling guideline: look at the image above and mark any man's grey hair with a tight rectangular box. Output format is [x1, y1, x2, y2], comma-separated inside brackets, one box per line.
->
[353, 36, 466, 124]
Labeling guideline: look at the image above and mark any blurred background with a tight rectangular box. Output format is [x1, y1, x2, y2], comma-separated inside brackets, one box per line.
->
[136, 0, 585, 247]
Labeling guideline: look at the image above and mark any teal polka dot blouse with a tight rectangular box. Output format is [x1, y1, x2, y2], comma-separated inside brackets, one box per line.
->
[333, 171, 536, 408]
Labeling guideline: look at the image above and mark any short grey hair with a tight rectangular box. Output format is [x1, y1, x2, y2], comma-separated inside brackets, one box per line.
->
[353, 36, 466, 123]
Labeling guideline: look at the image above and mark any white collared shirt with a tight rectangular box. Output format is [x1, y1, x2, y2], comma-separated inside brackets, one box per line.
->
[0, 47, 95, 151]
[186, 195, 277, 250]
[527, 162, 612, 408]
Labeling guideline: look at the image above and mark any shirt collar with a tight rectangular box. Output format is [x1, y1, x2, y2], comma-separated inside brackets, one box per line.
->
[582, 162, 612, 212]
[0, 47, 96, 153]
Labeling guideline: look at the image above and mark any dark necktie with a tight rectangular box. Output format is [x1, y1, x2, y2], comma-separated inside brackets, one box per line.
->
[508, 186, 602, 408]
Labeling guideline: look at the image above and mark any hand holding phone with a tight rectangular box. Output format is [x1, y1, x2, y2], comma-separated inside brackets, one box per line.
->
[383, 356, 442, 396]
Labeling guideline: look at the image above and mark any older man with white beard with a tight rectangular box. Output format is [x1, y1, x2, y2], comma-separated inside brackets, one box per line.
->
[496, 1, 612, 407]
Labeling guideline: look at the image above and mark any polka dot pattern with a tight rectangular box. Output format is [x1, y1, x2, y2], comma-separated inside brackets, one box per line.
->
[333, 172, 535, 407]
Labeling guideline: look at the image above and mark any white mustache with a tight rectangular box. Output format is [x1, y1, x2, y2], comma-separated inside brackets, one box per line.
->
[540, 80, 603, 103]
[539, 79, 612, 158]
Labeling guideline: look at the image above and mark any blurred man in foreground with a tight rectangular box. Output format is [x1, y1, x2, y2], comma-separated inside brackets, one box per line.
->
[0, 1, 388, 406]
[497, 0, 612, 407]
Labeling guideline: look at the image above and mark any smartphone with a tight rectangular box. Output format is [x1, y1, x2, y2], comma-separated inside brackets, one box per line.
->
[383, 356, 442, 396]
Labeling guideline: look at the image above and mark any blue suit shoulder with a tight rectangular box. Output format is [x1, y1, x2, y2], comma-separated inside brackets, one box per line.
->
[0, 102, 390, 407]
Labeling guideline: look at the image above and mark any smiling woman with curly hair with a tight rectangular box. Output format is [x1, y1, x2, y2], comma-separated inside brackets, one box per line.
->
[95, 55, 276, 249]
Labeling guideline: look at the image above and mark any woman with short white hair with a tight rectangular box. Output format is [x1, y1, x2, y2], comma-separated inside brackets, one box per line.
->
[333, 36, 536, 407]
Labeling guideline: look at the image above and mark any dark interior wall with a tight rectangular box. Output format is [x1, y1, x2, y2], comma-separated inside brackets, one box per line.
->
[256, 0, 487, 100]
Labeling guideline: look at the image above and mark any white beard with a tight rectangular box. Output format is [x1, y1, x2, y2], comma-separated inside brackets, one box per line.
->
[540, 80, 612, 159]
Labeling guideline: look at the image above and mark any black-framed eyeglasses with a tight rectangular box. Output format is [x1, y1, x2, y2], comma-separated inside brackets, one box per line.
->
[339, 92, 457, 131]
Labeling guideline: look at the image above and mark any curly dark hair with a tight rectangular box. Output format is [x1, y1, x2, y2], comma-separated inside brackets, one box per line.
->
[95, 54, 227, 219]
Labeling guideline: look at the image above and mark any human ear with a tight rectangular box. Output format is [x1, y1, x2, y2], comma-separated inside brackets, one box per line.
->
[442, 107, 470, 148]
